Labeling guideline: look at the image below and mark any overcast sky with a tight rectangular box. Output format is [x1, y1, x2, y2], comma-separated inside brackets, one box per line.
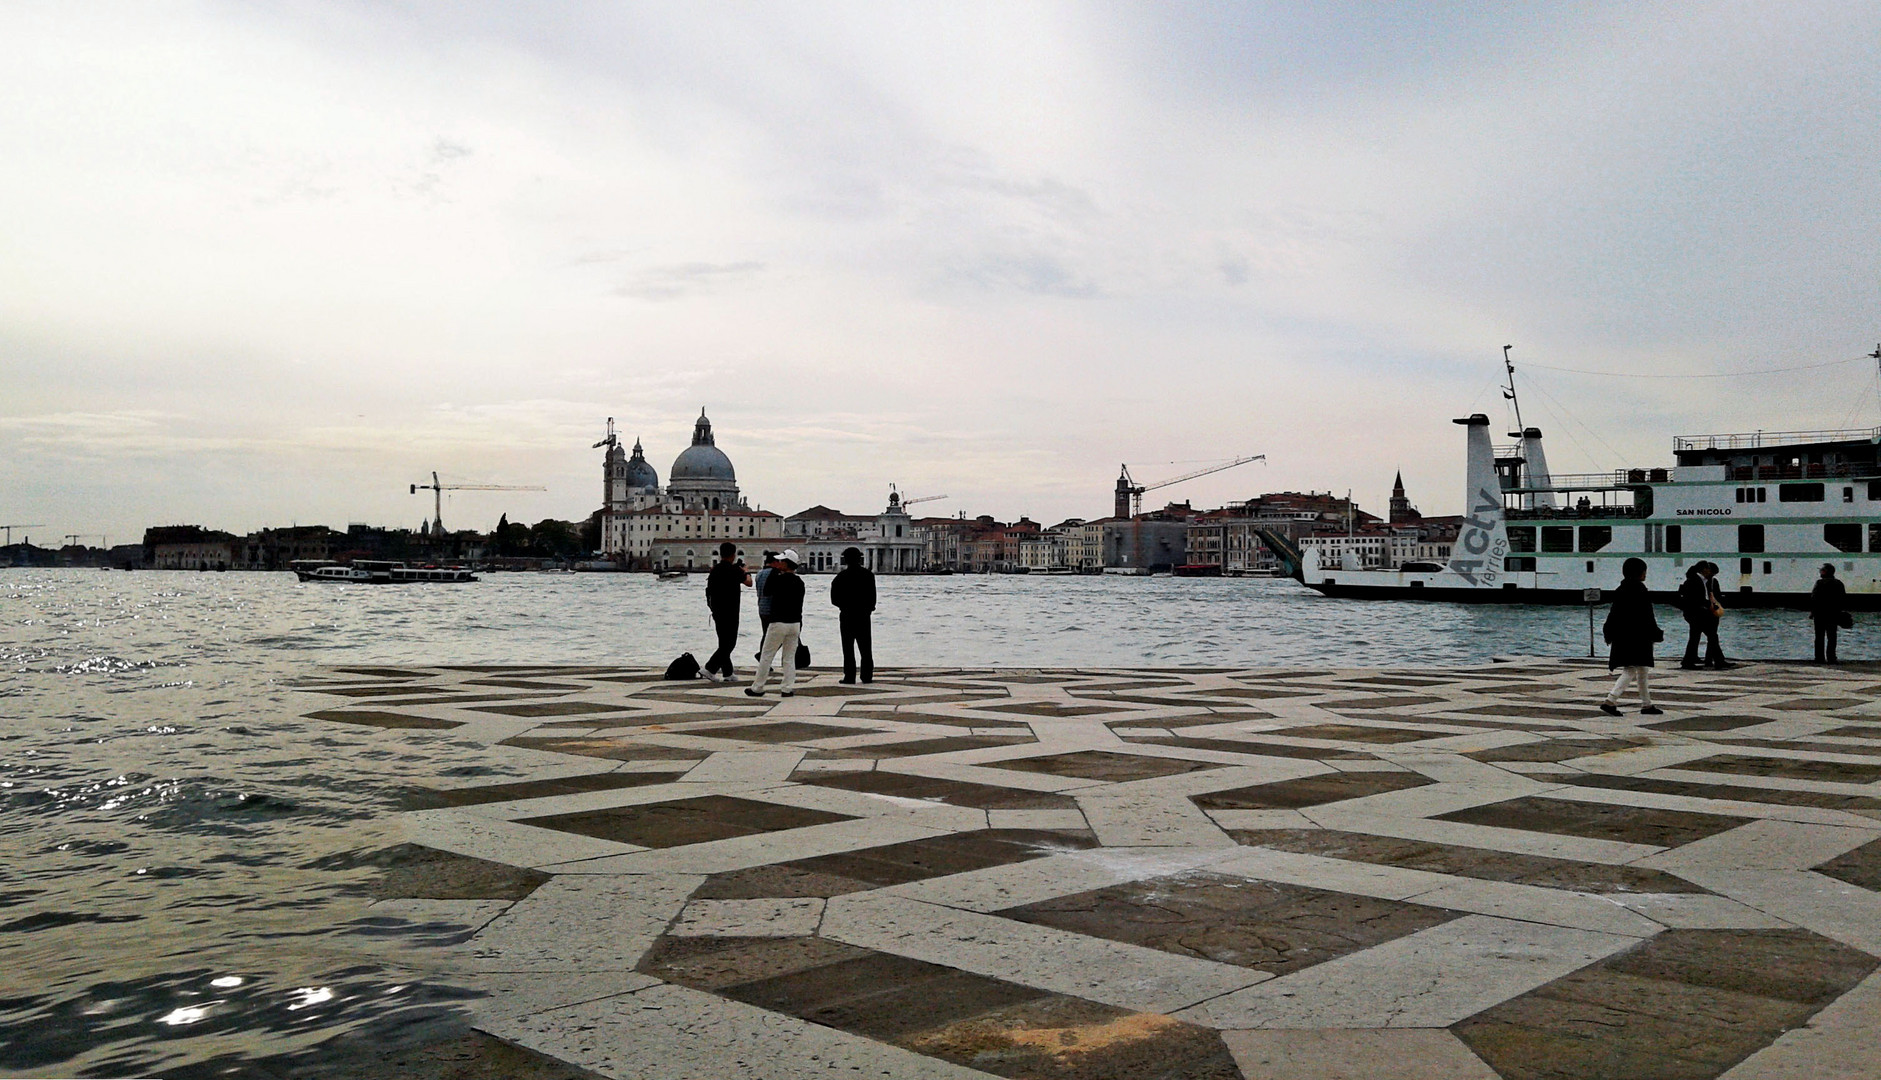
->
[4, 1, 1878, 545]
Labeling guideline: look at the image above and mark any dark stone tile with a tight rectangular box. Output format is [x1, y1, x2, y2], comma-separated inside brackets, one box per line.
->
[1454, 929, 1877, 1080]
[1226, 829, 1709, 894]
[796, 769, 1080, 810]
[1000, 873, 1457, 976]
[313, 843, 548, 901]
[461, 678, 595, 690]
[1447, 704, 1613, 721]
[1814, 837, 1881, 892]
[1265, 723, 1432, 744]
[638, 933, 874, 990]
[782, 829, 1100, 890]
[331, 666, 433, 678]
[1766, 697, 1870, 711]
[1109, 711, 1273, 731]
[520, 795, 854, 848]
[836, 708, 1030, 728]
[276, 1026, 612, 1080]
[1677, 754, 1881, 784]
[304, 709, 463, 730]
[1436, 796, 1746, 848]
[1821, 724, 1881, 739]
[1466, 736, 1652, 763]
[725, 951, 1051, 1040]
[401, 772, 685, 810]
[496, 736, 706, 762]
[689, 721, 876, 743]
[690, 863, 879, 899]
[539, 710, 767, 729]
[313, 685, 464, 698]
[904, 994, 1246, 1080]
[468, 701, 640, 717]
[1715, 738, 1881, 758]
[808, 734, 1039, 760]
[1190, 686, 1319, 700]
[987, 751, 1222, 782]
[785, 684, 891, 698]
[1644, 714, 1773, 732]
[1124, 736, 1375, 761]
[973, 702, 1130, 718]
[1310, 695, 1447, 710]
[1554, 772, 1881, 812]
[1192, 770, 1434, 810]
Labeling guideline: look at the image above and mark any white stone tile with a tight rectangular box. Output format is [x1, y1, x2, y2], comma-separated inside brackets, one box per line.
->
[551, 816, 958, 875]
[365, 898, 513, 932]
[462, 970, 664, 1024]
[671, 898, 825, 937]
[1606, 893, 1794, 929]
[1546, 785, 1881, 830]
[1673, 869, 1881, 955]
[1722, 970, 1881, 1079]
[1075, 792, 1237, 848]
[399, 809, 642, 868]
[480, 981, 997, 1080]
[821, 893, 1266, 1014]
[1180, 915, 1645, 1029]
[1638, 819, 1881, 873]
[1307, 810, 1663, 865]
[1221, 1028, 1502, 1079]
[876, 846, 1234, 912]
[985, 808, 1090, 831]
[1403, 878, 1666, 936]
[464, 873, 701, 972]
[679, 749, 805, 784]
[1205, 809, 1320, 831]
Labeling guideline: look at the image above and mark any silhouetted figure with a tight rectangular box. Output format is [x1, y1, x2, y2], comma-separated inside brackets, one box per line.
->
[1678, 563, 1723, 669]
[747, 550, 804, 697]
[1812, 563, 1848, 664]
[830, 547, 876, 684]
[1601, 557, 1664, 717]
[703, 542, 750, 681]
[1698, 562, 1733, 668]
[753, 551, 779, 661]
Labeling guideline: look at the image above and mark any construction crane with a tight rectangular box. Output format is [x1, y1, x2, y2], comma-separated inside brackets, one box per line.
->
[593, 417, 619, 451]
[410, 472, 547, 534]
[0, 524, 45, 546]
[902, 494, 948, 507]
[1116, 455, 1266, 517]
[63, 534, 107, 548]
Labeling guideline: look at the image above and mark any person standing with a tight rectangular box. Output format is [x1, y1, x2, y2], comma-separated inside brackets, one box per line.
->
[702, 542, 750, 682]
[1601, 557, 1664, 716]
[1697, 562, 1733, 669]
[830, 546, 876, 684]
[747, 549, 805, 697]
[1679, 564, 1723, 669]
[753, 551, 778, 661]
[1812, 563, 1849, 664]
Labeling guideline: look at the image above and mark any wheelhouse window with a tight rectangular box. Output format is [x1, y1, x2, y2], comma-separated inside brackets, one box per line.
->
[1506, 526, 1536, 553]
[1779, 483, 1825, 502]
[1825, 524, 1863, 554]
[1666, 524, 1682, 553]
[1738, 524, 1764, 553]
[1541, 526, 1574, 553]
[1871, 524, 1881, 554]
[1578, 526, 1612, 553]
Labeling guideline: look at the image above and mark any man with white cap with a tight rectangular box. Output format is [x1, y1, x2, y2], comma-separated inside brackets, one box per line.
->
[747, 549, 806, 697]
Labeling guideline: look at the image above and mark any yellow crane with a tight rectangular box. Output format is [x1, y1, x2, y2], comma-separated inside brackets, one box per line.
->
[1116, 455, 1266, 517]
[410, 472, 546, 534]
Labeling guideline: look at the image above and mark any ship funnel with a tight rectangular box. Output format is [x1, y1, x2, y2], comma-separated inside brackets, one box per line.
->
[1519, 426, 1557, 510]
[1447, 414, 1509, 586]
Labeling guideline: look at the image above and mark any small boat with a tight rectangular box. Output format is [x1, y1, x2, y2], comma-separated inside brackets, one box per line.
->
[657, 569, 688, 581]
[1172, 563, 1222, 577]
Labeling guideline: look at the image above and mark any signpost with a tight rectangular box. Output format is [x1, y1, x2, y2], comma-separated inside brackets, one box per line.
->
[1584, 587, 1604, 658]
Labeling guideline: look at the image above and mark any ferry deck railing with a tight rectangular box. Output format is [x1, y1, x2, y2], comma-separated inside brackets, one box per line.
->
[1674, 427, 1881, 452]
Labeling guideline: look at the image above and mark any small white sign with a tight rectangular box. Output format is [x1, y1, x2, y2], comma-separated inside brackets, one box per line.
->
[1583, 588, 1603, 603]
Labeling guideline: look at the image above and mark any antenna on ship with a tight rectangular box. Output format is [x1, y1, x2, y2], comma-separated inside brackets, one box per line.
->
[1501, 344, 1526, 437]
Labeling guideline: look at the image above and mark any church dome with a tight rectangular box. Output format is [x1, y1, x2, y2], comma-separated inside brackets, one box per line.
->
[670, 410, 736, 484]
[624, 438, 660, 490]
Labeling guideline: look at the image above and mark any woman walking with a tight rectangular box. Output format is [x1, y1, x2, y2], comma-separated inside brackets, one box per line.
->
[1601, 557, 1664, 717]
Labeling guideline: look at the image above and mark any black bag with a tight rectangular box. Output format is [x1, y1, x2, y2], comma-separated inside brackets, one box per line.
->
[1839, 610, 1854, 629]
[795, 642, 811, 668]
[664, 652, 701, 680]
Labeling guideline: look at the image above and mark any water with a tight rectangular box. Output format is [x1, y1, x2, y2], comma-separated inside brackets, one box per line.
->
[0, 568, 1865, 1076]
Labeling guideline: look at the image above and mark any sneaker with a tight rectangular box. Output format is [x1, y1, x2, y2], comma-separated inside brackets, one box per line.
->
[1599, 702, 1622, 716]
[1640, 706, 1664, 715]
[744, 688, 763, 697]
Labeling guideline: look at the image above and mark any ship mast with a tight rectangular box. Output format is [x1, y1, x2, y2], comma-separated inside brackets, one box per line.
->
[1501, 344, 1526, 436]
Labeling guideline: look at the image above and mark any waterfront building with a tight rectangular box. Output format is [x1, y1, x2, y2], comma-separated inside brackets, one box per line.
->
[1019, 518, 1082, 570]
[599, 409, 787, 566]
[786, 491, 927, 573]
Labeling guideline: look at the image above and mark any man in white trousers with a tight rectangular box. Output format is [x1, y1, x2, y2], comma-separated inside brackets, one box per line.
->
[746, 549, 805, 698]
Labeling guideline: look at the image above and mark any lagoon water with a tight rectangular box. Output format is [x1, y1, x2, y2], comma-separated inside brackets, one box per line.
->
[0, 568, 1867, 1076]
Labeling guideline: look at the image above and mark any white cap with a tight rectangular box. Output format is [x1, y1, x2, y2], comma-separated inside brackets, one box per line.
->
[776, 548, 801, 566]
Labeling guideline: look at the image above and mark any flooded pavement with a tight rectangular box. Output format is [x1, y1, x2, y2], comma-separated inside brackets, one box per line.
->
[3, 569, 1878, 1077]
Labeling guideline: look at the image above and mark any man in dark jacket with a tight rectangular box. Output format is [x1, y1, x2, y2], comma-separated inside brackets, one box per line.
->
[747, 549, 805, 697]
[1601, 557, 1664, 717]
[1812, 563, 1848, 664]
[702, 542, 750, 681]
[830, 546, 876, 684]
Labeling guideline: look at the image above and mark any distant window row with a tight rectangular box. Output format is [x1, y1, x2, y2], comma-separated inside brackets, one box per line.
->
[1510, 522, 1879, 556]
[1734, 483, 1875, 503]
[1738, 523, 1880, 554]
[1507, 526, 1613, 554]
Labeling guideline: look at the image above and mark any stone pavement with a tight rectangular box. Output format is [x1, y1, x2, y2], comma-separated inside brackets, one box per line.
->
[299, 661, 1881, 1080]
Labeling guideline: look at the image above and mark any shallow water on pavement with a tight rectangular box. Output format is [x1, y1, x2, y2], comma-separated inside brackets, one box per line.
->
[0, 568, 1865, 1075]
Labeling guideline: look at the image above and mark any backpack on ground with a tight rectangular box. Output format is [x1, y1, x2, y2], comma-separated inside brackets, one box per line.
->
[664, 653, 701, 680]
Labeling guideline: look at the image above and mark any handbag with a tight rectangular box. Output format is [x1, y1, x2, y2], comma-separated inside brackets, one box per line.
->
[1838, 610, 1854, 629]
[795, 642, 811, 668]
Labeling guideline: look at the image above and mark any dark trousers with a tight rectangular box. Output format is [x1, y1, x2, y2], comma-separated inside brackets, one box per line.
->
[706, 607, 739, 677]
[839, 610, 873, 682]
[1682, 617, 1723, 667]
[1816, 621, 1839, 663]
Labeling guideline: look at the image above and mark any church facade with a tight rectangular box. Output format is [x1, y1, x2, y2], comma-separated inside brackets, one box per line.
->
[598, 410, 785, 569]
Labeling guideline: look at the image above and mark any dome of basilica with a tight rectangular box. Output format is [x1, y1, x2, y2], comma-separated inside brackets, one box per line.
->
[670, 410, 736, 483]
[624, 439, 660, 489]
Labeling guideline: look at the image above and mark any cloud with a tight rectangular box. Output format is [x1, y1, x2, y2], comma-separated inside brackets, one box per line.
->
[611, 261, 767, 301]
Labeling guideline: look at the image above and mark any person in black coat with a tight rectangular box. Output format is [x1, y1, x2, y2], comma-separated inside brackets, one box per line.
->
[1678, 564, 1724, 669]
[1601, 557, 1664, 717]
[830, 547, 876, 684]
[702, 542, 750, 681]
[1812, 563, 1849, 664]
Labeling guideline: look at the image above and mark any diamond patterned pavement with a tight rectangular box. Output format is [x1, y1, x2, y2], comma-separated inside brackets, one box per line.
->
[300, 661, 1881, 1079]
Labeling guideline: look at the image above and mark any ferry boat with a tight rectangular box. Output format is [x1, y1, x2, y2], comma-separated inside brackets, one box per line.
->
[1262, 357, 1881, 609]
[294, 561, 478, 584]
[296, 564, 373, 583]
